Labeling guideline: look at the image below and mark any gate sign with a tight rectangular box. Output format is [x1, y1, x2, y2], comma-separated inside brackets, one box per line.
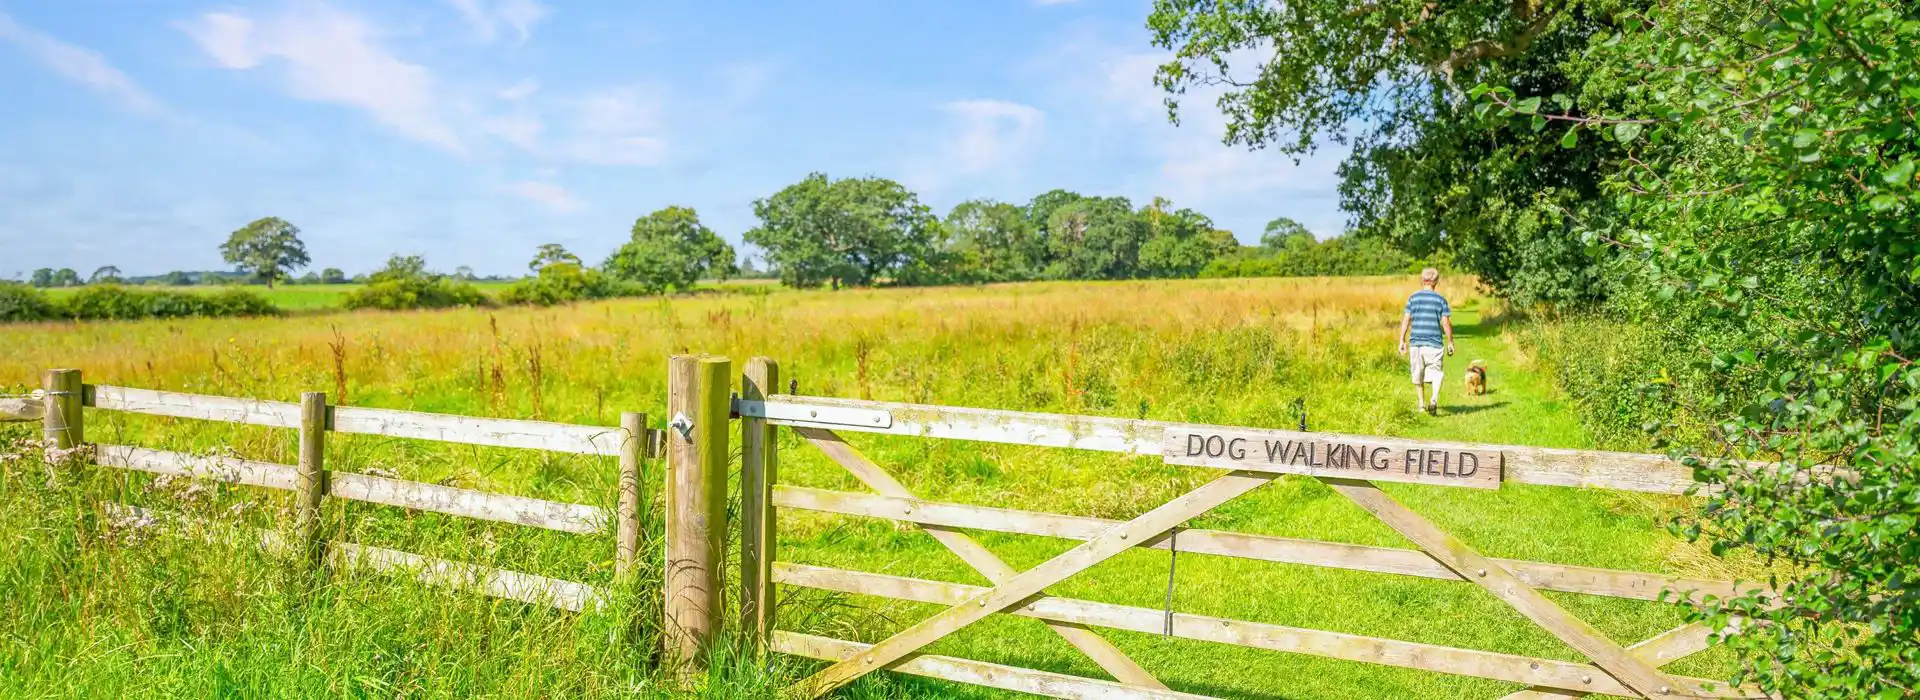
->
[1162, 426, 1503, 489]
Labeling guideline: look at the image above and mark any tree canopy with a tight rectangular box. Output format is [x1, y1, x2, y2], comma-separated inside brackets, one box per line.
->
[604, 206, 737, 294]
[745, 173, 940, 289]
[220, 217, 310, 288]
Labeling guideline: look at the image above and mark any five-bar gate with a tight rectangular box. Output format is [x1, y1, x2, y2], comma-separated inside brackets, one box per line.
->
[720, 356, 1764, 700]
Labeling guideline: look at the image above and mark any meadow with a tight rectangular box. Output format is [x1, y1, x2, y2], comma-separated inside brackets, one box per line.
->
[0, 276, 1737, 698]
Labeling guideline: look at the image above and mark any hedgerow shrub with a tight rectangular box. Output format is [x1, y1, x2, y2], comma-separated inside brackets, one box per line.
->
[0, 283, 58, 322]
[61, 286, 278, 321]
[498, 263, 625, 306]
[342, 277, 490, 311]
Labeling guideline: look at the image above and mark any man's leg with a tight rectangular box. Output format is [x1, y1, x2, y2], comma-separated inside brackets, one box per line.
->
[1426, 377, 1442, 414]
[1410, 349, 1430, 411]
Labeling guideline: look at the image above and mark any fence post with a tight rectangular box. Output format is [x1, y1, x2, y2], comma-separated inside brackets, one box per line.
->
[616, 411, 647, 579]
[740, 357, 779, 654]
[42, 369, 83, 451]
[664, 355, 732, 672]
[296, 392, 328, 570]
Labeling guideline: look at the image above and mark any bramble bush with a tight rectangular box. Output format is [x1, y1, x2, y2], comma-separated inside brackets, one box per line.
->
[0, 283, 59, 323]
[498, 263, 626, 307]
[1472, 0, 1920, 695]
[343, 255, 491, 311]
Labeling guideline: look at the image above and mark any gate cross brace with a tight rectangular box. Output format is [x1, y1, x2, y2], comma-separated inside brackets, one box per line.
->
[795, 427, 1166, 690]
[1324, 478, 1707, 700]
[785, 467, 1277, 699]
[1499, 622, 1735, 699]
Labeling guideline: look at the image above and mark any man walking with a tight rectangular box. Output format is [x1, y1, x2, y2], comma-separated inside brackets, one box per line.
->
[1398, 268, 1455, 415]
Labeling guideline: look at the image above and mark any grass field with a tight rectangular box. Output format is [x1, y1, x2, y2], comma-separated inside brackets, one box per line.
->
[0, 276, 1736, 698]
[36, 278, 780, 312]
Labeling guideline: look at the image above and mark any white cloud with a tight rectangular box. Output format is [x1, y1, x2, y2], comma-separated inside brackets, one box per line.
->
[446, 0, 549, 43]
[0, 12, 164, 114]
[480, 113, 543, 151]
[941, 99, 1045, 175]
[503, 180, 581, 212]
[496, 78, 540, 101]
[180, 3, 461, 152]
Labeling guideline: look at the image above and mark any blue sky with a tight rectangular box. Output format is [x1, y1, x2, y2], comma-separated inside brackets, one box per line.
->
[0, 0, 1345, 278]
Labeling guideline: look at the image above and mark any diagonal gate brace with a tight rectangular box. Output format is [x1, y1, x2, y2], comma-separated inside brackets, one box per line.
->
[785, 469, 1278, 699]
[795, 427, 1167, 689]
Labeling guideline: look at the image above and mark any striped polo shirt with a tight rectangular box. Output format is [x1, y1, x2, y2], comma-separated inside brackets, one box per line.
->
[1405, 289, 1450, 348]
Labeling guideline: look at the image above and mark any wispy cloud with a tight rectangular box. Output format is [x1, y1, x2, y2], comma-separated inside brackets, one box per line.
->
[180, 4, 461, 153]
[0, 12, 164, 115]
[445, 0, 549, 44]
[496, 78, 539, 101]
[942, 99, 1044, 175]
[503, 179, 581, 212]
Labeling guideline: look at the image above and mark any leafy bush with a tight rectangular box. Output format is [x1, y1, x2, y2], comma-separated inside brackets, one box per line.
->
[1200, 236, 1422, 279]
[0, 283, 59, 322]
[61, 285, 278, 321]
[342, 277, 490, 311]
[498, 263, 624, 306]
[342, 255, 492, 311]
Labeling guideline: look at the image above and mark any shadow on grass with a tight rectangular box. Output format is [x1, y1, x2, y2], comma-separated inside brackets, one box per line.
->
[1438, 401, 1510, 416]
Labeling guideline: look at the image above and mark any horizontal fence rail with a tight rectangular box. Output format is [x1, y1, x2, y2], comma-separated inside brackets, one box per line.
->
[107, 504, 605, 612]
[771, 631, 1211, 700]
[738, 395, 1702, 495]
[774, 564, 1743, 699]
[98, 445, 609, 534]
[774, 485, 1760, 604]
[87, 385, 639, 457]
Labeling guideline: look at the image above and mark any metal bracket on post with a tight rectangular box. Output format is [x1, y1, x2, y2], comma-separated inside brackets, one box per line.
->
[669, 412, 694, 439]
[732, 399, 892, 429]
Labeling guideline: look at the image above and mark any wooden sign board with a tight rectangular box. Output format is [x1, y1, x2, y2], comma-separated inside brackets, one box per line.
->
[1162, 426, 1503, 489]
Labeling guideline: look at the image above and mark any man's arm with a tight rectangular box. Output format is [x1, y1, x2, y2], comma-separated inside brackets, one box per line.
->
[1442, 315, 1455, 354]
[1398, 312, 1412, 354]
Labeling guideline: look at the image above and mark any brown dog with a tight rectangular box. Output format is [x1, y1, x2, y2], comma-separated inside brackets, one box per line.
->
[1464, 360, 1488, 396]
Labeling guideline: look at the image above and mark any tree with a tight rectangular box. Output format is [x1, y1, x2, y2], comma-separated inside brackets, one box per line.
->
[320, 268, 347, 284]
[1148, 0, 1621, 307]
[604, 206, 738, 294]
[1259, 218, 1314, 252]
[370, 254, 429, 283]
[944, 200, 1044, 283]
[29, 268, 53, 288]
[528, 244, 580, 273]
[745, 173, 939, 289]
[1138, 198, 1233, 278]
[220, 217, 310, 288]
[453, 266, 476, 281]
[1043, 196, 1149, 280]
[88, 266, 122, 284]
[50, 269, 80, 287]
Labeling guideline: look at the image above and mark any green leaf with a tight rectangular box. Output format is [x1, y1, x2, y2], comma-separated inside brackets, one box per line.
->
[1614, 122, 1644, 144]
[1793, 128, 1821, 148]
[1514, 96, 1541, 114]
[1869, 193, 1899, 211]
[1561, 129, 1579, 149]
[1531, 115, 1547, 132]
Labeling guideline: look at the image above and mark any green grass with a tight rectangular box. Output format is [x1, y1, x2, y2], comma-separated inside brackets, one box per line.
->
[0, 278, 1737, 698]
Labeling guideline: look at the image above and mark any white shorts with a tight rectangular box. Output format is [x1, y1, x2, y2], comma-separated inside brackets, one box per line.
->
[1409, 346, 1445, 384]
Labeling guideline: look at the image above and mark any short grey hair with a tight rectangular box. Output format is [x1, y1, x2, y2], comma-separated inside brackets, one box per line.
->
[1420, 267, 1440, 284]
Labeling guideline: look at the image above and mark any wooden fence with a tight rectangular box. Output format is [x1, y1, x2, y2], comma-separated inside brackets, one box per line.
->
[720, 357, 1768, 700]
[9, 356, 1768, 699]
[21, 368, 669, 615]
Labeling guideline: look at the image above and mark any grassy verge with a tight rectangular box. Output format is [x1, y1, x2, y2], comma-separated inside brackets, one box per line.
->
[0, 277, 1735, 698]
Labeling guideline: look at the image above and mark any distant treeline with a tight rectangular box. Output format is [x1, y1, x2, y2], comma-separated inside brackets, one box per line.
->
[0, 284, 276, 323]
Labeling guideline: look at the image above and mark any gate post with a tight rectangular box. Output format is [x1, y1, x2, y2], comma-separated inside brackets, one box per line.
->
[740, 357, 779, 654]
[42, 368, 83, 451]
[295, 392, 329, 572]
[615, 411, 648, 579]
[663, 354, 732, 672]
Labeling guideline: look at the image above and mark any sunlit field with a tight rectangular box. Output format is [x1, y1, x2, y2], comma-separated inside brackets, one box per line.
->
[0, 276, 1735, 698]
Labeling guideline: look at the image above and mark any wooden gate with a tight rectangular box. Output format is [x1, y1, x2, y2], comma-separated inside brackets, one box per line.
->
[718, 356, 1764, 700]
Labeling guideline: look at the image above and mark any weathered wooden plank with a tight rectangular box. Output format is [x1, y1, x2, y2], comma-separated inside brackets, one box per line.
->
[89, 385, 303, 428]
[775, 564, 1752, 699]
[787, 471, 1277, 699]
[772, 632, 1216, 700]
[1164, 425, 1502, 489]
[773, 485, 1761, 604]
[330, 405, 623, 456]
[1498, 623, 1728, 700]
[746, 395, 1701, 495]
[0, 395, 44, 422]
[94, 444, 607, 533]
[102, 503, 604, 612]
[797, 427, 1167, 689]
[97, 444, 300, 490]
[741, 358, 780, 653]
[329, 471, 606, 534]
[1325, 479, 1686, 700]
